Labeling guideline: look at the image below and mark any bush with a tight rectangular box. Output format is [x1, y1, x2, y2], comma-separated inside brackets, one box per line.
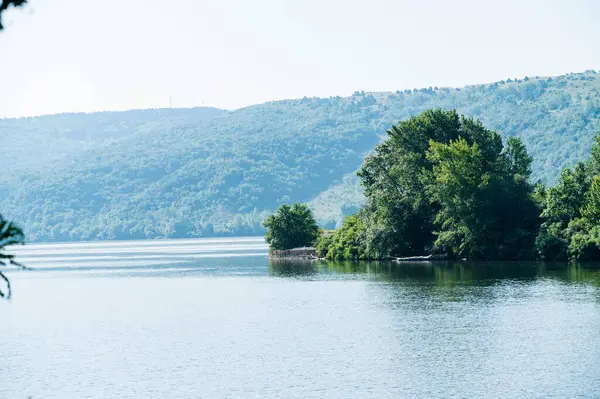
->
[535, 222, 568, 261]
[315, 214, 369, 260]
[315, 234, 333, 258]
[569, 226, 600, 261]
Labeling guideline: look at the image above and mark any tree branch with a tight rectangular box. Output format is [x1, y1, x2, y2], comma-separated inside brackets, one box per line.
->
[0, 269, 12, 299]
[0, 0, 27, 30]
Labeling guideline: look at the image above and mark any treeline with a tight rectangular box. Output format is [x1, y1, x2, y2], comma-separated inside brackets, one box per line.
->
[536, 145, 600, 260]
[4, 71, 600, 241]
[315, 109, 600, 261]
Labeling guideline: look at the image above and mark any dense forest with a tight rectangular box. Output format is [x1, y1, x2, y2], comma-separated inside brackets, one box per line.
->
[2, 70, 600, 241]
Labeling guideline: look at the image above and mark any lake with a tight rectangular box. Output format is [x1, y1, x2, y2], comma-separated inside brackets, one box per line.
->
[2, 237, 600, 398]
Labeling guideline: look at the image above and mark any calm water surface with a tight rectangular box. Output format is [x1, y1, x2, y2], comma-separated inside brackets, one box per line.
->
[2, 237, 600, 398]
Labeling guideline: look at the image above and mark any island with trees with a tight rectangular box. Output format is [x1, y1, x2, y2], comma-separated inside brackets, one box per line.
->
[264, 109, 600, 262]
[263, 203, 321, 259]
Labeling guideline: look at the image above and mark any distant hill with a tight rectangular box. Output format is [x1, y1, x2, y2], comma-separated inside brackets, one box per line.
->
[2, 70, 600, 241]
[0, 107, 224, 185]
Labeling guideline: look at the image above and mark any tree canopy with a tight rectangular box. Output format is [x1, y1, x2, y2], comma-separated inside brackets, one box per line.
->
[318, 109, 540, 260]
[535, 134, 600, 261]
[263, 203, 320, 251]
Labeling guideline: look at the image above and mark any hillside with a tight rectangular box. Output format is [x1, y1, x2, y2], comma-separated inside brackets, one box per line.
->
[2, 70, 600, 241]
[0, 107, 224, 185]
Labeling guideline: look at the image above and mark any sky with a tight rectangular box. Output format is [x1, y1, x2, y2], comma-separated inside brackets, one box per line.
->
[0, 0, 599, 117]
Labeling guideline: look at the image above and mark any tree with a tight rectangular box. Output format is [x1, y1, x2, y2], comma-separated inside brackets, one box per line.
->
[581, 175, 600, 224]
[0, 214, 25, 299]
[0, 0, 27, 30]
[542, 162, 590, 225]
[589, 131, 600, 176]
[534, 131, 600, 261]
[426, 136, 539, 259]
[319, 109, 540, 260]
[505, 137, 532, 177]
[536, 162, 590, 260]
[316, 214, 368, 259]
[263, 203, 320, 250]
[426, 138, 491, 258]
[357, 109, 532, 259]
[567, 175, 600, 261]
[356, 109, 467, 257]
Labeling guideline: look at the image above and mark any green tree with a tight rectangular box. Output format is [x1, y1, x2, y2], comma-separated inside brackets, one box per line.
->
[566, 175, 600, 260]
[426, 138, 491, 258]
[356, 109, 467, 257]
[320, 109, 539, 260]
[589, 131, 600, 176]
[536, 162, 590, 260]
[581, 175, 600, 224]
[0, 214, 25, 299]
[426, 136, 539, 259]
[317, 214, 368, 259]
[505, 136, 532, 177]
[535, 131, 600, 261]
[263, 203, 320, 250]
[567, 223, 600, 261]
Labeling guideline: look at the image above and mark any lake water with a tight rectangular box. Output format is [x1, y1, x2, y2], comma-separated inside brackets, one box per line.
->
[2, 237, 600, 398]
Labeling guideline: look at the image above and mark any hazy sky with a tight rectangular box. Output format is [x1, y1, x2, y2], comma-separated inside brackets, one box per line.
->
[1, 0, 599, 117]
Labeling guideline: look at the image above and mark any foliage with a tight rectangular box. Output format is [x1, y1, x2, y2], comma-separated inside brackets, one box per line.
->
[427, 135, 539, 259]
[3, 71, 600, 241]
[0, 214, 25, 299]
[580, 175, 600, 224]
[355, 110, 470, 258]
[316, 214, 369, 260]
[505, 136, 533, 177]
[426, 138, 492, 258]
[568, 224, 600, 261]
[536, 162, 592, 260]
[263, 203, 320, 251]
[567, 175, 600, 261]
[535, 131, 600, 261]
[318, 109, 540, 260]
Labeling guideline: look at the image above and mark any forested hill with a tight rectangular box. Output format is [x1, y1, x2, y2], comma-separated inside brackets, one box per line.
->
[2, 70, 600, 241]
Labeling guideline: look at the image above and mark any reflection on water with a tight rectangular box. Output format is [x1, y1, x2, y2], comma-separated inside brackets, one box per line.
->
[268, 259, 600, 306]
[10, 236, 600, 286]
[269, 258, 600, 285]
[268, 259, 319, 277]
[3, 239, 600, 398]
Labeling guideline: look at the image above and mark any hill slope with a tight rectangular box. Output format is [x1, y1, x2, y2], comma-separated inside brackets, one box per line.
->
[0, 107, 224, 185]
[2, 71, 600, 241]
